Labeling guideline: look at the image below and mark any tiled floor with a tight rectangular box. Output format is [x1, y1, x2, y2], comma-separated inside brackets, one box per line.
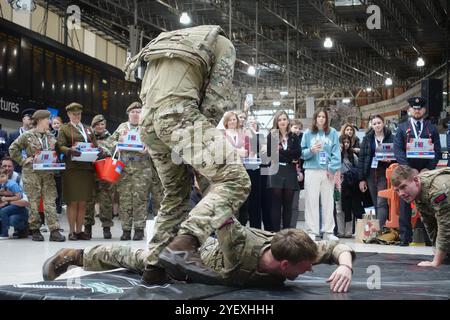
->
[0, 213, 433, 286]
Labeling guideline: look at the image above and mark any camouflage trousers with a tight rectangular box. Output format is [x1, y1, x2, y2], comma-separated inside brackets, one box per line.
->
[140, 98, 251, 266]
[21, 168, 59, 231]
[85, 180, 115, 228]
[147, 156, 162, 216]
[83, 244, 147, 274]
[117, 163, 151, 231]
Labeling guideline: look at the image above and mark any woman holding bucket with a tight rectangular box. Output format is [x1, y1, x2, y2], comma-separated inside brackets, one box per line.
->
[105, 102, 159, 241]
[57, 102, 101, 241]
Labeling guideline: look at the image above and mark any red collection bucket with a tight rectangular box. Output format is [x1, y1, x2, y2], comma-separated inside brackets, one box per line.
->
[97, 148, 125, 183]
[94, 158, 108, 180]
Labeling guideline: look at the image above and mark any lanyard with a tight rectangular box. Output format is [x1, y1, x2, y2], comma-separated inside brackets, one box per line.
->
[37, 134, 49, 150]
[72, 123, 88, 143]
[374, 135, 384, 150]
[410, 118, 422, 139]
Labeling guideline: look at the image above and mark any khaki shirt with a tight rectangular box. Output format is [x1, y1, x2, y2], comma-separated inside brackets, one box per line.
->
[415, 168, 450, 252]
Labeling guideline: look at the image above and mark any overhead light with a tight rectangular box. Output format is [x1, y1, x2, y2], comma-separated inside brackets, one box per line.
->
[247, 65, 256, 76]
[365, 87, 372, 92]
[385, 77, 393, 86]
[342, 98, 351, 104]
[280, 91, 289, 96]
[416, 57, 425, 67]
[323, 37, 333, 48]
[179, 12, 191, 25]
[444, 91, 448, 95]
[273, 101, 281, 106]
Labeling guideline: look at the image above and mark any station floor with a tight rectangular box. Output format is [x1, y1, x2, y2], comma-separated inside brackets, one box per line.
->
[0, 211, 433, 286]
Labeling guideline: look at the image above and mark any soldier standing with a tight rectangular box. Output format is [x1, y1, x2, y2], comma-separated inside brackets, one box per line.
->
[122, 25, 251, 284]
[391, 165, 450, 267]
[106, 102, 154, 241]
[42, 221, 355, 293]
[9, 110, 65, 242]
[84, 115, 114, 239]
[393, 97, 441, 246]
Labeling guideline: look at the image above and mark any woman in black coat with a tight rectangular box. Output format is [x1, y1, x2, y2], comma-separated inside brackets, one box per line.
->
[358, 115, 394, 228]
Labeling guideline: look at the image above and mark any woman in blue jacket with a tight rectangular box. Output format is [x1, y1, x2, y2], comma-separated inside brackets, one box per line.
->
[301, 108, 341, 241]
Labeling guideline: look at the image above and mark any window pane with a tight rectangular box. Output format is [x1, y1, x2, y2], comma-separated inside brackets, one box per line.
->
[45, 49, 55, 101]
[0, 31, 7, 90]
[20, 38, 32, 97]
[65, 58, 75, 103]
[32, 45, 44, 101]
[55, 54, 65, 105]
[83, 66, 92, 111]
[6, 36, 20, 93]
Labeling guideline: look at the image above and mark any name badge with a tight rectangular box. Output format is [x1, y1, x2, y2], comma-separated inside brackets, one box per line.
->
[371, 158, 379, 169]
[406, 138, 435, 159]
[319, 151, 328, 165]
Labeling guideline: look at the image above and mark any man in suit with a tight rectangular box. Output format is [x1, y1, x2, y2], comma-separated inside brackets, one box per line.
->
[393, 97, 442, 246]
[7, 108, 35, 173]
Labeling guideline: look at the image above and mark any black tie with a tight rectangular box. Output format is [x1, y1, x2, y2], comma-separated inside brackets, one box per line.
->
[415, 121, 422, 135]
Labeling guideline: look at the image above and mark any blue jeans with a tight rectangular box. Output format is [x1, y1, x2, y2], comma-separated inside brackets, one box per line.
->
[0, 205, 28, 236]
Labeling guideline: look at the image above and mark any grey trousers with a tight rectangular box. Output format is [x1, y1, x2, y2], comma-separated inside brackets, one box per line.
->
[367, 167, 388, 228]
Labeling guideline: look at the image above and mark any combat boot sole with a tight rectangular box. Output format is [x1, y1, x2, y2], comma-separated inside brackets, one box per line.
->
[159, 248, 223, 286]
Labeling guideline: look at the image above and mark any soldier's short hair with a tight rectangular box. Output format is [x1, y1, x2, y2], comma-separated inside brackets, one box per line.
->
[271, 229, 318, 263]
[391, 165, 418, 187]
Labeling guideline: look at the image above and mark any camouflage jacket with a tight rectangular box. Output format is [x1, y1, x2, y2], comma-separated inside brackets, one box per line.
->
[9, 128, 59, 170]
[416, 168, 450, 252]
[105, 122, 150, 169]
[201, 221, 355, 287]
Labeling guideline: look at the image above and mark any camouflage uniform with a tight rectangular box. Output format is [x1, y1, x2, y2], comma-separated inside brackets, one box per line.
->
[124, 25, 250, 266]
[9, 129, 61, 232]
[85, 130, 115, 229]
[82, 220, 354, 287]
[415, 168, 450, 253]
[106, 122, 155, 232]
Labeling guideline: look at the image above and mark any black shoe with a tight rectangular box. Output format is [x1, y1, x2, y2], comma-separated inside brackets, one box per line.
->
[84, 225, 92, 239]
[31, 230, 44, 241]
[120, 230, 131, 241]
[133, 229, 144, 241]
[103, 227, 112, 239]
[13, 229, 29, 239]
[399, 241, 410, 247]
[141, 265, 170, 285]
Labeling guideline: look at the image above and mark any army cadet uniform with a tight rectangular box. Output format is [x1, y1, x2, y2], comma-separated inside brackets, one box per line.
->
[9, 110, 65, 242]
[50, 220, 354, 287]
[414, 168, 450, 254]
[105, 103, 158, 241]
[393, 97, 441, 245]
[124, 25, 250, 279]
[84, 115, 115, 239]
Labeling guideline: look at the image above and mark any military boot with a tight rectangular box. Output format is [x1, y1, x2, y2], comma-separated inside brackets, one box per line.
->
[141, 265, 170, 285]
[84, 225, 92, 239]
[133, 229, 144, 241]
[120, 230, 131, 241]
[49, 229, 66, 242]
[103, 227, 112, 239]
[42, 248, 83, 281]
[159, 234, 223, 285]
[31, 229, 44, 241]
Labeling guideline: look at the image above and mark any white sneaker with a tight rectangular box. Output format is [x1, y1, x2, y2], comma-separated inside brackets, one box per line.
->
[323, 233, 339, 241]
[308, 233, 317, 241]
[0, 236, 10, 240]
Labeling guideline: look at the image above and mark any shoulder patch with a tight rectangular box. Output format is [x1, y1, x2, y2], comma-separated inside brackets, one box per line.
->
[432, 193, 447, 204]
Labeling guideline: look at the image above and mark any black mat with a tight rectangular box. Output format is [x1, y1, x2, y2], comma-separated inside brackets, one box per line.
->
[0, 253, 448, 300]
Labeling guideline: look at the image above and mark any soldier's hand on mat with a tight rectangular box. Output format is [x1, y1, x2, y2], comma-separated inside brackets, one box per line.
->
[418, 260, 439, 267]
[327, 266, 352, 293]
